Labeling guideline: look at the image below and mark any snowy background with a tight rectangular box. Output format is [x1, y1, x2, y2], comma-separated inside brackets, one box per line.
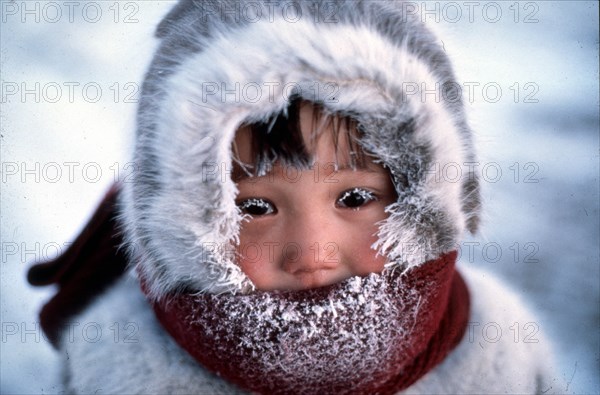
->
[1, 1, 598, 394]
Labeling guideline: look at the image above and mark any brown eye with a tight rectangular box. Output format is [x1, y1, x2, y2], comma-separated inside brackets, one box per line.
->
[237, 198, 277, 216]
[336, 188, 378, 210]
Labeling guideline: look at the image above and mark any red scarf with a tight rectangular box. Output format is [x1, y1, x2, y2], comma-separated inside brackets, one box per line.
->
[146, 251, 469, 394]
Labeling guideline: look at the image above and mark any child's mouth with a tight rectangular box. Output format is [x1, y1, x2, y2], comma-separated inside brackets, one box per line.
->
[289, 268, 337, 290]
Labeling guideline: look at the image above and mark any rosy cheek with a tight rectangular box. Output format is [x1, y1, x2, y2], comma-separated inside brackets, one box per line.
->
[349, 224, 386, 275]
[237, 223, 259, 276]
[236, 249, 270, 289]
[237, 227, 284, 290]
[353, 247, 386, 275]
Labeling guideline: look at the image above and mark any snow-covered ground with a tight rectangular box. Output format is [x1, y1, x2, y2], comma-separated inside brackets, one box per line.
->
[1, 1, 598, 394]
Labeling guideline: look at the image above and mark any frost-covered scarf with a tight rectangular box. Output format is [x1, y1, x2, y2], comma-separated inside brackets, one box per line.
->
[145, 251, 469, 394]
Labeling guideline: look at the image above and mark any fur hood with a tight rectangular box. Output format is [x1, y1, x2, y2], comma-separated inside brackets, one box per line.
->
[121, 0, 481, 299]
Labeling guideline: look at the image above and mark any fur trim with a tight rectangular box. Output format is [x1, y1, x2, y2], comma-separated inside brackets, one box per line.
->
[62, 274, 245, 394]
[121, 0, 481, 297]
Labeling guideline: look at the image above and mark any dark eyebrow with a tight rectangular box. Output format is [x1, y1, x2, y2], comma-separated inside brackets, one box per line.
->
[328, 168, 381, 177]
[312, 160, 383, 173]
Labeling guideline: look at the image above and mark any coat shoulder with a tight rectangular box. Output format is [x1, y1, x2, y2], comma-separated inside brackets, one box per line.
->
[61, 274, 246, 395]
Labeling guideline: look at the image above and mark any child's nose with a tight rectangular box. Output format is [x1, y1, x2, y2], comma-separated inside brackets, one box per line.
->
[280, 214, 340, 275]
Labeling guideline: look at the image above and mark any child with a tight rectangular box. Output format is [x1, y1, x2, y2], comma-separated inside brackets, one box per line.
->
[28, 1, 561, 393]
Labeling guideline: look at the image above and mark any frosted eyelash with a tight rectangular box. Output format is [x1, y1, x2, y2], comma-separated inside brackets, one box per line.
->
[339, 188, 375, 201]
[238, 198, 271, 210]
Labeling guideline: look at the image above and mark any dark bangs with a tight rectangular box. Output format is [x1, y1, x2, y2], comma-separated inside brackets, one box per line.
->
[232, 98, 369, 179]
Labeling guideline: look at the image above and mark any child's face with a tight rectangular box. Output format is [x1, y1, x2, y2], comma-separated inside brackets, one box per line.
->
[234, 103, 396, 291]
